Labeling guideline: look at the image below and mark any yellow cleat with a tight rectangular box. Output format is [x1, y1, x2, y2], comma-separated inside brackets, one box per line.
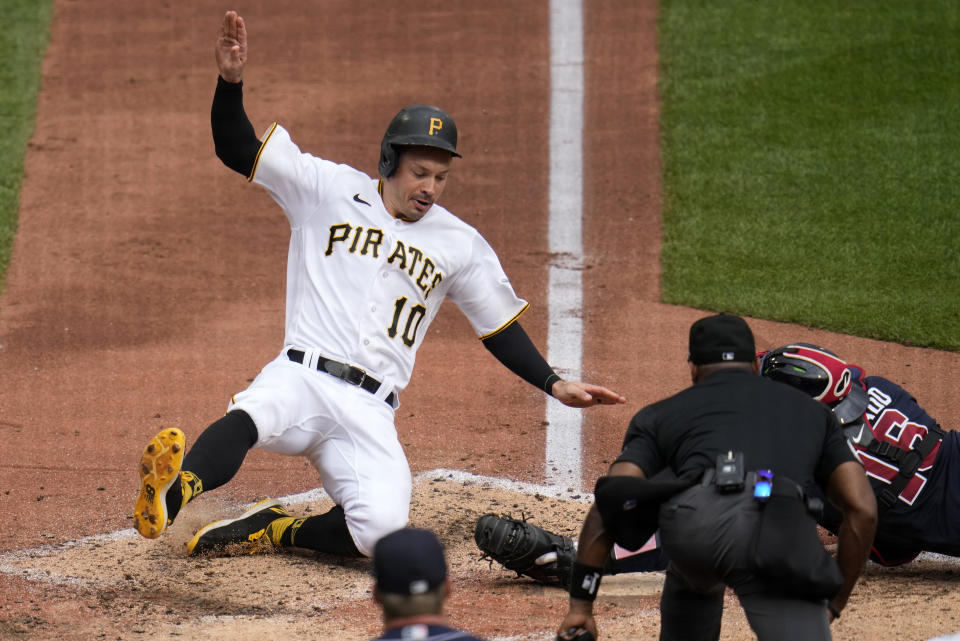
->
[187, 498, 290, 556]
[132, 427, 186, 539]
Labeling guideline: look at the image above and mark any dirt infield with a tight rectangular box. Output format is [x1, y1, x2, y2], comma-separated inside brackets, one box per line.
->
[1, 1, 959, 640]
[3, 474, 960, 640]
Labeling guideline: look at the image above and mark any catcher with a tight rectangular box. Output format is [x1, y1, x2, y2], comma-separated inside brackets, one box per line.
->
[760, 343, 960, 566]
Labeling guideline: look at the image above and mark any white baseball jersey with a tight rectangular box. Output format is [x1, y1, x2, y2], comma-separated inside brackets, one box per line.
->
[251, 123, 528, 395]
[229, 122, 528, 555]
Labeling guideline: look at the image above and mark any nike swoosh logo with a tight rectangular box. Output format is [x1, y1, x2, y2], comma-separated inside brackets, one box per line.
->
[353, 193, 371, 206]
[851, 425, 866, 444]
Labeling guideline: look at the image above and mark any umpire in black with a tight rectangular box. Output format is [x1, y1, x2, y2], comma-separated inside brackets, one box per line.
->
[556, 314, 877, 641]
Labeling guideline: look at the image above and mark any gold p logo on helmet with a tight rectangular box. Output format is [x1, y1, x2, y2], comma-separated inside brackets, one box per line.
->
[378, 105, 461, 178]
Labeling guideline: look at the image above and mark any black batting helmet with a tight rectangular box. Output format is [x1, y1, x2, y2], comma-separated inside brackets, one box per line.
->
[378, 104, 461, 178]
[759, 343, 868, 426]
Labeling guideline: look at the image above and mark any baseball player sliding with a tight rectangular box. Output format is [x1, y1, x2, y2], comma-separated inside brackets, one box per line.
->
[132, 10, 624, 559]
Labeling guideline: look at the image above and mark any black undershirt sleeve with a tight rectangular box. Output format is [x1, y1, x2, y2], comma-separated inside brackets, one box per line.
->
[211, 76, 261, 177]
[482, 321, 562, 396]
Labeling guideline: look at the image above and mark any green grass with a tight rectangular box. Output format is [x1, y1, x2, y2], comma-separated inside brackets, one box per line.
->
[658, 1, 960, 350]
[0, 0, 54, 298]
[0, 2, 957, 351]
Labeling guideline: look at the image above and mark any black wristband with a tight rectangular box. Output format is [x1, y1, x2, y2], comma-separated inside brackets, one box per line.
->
[568, 561, 603, 601]
[544, 372, 562, 396]
[217, 75, 243, 90]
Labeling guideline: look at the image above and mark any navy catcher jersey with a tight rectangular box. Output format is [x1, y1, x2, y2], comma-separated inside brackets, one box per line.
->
[849, 370, 960, 556]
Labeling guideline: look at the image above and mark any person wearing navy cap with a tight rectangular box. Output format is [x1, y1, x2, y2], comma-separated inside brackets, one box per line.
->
[370, 528, 486, 641]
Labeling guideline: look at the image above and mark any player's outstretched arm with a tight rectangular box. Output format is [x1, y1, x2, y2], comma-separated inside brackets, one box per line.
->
[216, 10, 247, 83]
[481, 323, 625, 407]
[210, 10, 260, 177]
[552, 380, 626, 408]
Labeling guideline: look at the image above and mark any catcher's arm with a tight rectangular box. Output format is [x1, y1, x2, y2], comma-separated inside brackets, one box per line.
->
[557, 462, 645, 640]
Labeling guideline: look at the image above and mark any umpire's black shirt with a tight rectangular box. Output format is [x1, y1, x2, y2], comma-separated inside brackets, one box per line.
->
[617, 369, 856, 491]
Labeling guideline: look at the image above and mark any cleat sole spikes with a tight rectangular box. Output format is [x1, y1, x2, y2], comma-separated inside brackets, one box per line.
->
[133, 427, 186, 539]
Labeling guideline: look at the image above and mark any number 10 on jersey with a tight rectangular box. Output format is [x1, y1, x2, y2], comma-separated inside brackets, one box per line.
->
[388, 297, 427, 347]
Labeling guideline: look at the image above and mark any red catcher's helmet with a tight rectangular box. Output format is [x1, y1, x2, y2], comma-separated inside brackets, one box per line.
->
[759, 343, 868, 426]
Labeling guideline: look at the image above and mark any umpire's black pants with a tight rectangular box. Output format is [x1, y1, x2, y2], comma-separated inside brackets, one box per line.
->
[657, 483, 832, 641]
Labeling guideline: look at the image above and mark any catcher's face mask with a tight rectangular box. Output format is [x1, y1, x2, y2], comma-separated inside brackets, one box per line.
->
[759, 343, 868, 425]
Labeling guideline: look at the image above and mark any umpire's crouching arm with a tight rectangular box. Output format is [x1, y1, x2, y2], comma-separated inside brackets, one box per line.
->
[826, 460, 878, 620]
[557, 462, 644, 640]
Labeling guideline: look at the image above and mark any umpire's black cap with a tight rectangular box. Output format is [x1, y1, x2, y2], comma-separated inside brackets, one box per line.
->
[688, 313, 756, 365]
[373, 528, 447, 595]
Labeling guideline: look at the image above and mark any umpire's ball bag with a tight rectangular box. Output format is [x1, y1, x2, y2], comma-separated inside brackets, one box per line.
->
[750, 484, 843, 599]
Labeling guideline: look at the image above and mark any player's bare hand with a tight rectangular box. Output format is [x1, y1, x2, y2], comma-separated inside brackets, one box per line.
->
[552, 380, 626, 408]
[216, 10, 247, 83]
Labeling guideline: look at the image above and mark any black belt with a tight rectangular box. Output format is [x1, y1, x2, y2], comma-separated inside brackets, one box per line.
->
[700, 468, 823, 519]
[286, 349, 395, 406]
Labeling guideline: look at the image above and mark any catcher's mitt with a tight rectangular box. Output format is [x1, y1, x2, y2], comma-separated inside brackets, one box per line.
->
[474, 513, 575, 588]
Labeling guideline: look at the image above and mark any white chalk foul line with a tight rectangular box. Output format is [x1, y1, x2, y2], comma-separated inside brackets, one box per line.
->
[0, 470, 589, 583]
[417, 468, 592, 503]
[0, 528, 138, 588]
[546, 0, 585, 493]
[4, 471, 959, 571]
